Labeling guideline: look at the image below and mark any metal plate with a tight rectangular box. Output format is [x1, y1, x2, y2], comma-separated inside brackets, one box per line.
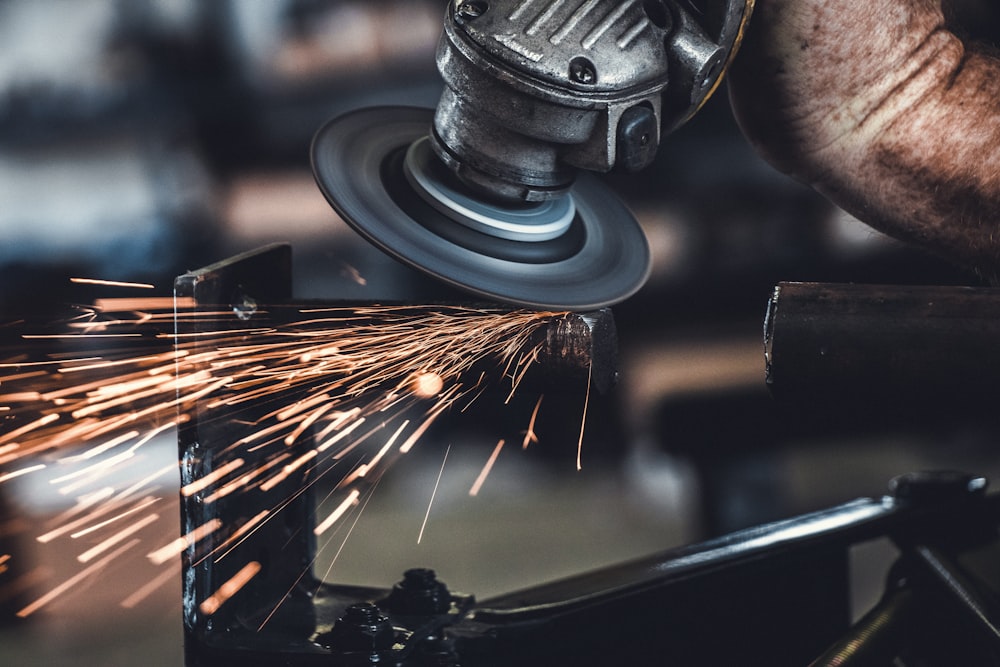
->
[311, 107, 651, 311]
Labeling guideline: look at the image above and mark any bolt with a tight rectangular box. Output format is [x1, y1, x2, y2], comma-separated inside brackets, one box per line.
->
[889, 471, 988, 505]
[569, 57, 596, 85]
[414, 636, 461, 666]
[317, 602, 395, 656]
[383, 568, 451, 615]
[455, 1, 487, 21]
[231, 290, 258, 321]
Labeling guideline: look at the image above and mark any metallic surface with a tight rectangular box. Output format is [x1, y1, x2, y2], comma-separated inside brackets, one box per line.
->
[764, 282, 1000, 404]
[310, 1, 752, 308]
[311, 107, 651, 311]
[430, 0, 755, 202]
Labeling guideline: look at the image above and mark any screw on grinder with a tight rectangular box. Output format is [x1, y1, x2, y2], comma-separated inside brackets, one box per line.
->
[311, 0, 754, 310]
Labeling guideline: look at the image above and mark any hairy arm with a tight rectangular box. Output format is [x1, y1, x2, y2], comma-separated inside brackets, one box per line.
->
[728, 0, 1000, 280]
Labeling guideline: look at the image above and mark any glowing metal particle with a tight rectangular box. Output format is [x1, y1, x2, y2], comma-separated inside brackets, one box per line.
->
[70, 278, 155, 289]
[315, 489, 361, 535]
[120, 560, 180, 609]
[198, 560, 262, 616]
[77, 513, 160, 563]
[417, 444, 451, 545]
[0, 463, 45, 484]
[69, 497, 161, 538]
[576, 365, 592, 471]
[469, 439, 506, 497]
[17, 539, 141, 618]
[180, 458, 246, 497]
[410, 371, 444, 398]
[522, 396, 543, 449]
[147, 518, 224, 566]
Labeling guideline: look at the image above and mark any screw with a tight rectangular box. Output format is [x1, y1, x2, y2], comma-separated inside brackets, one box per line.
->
[889, 471, 987, 505]
[317, 602, 395, 655]
[383, 568, 451, 615]
[569, 57, 596, 85]
[455, 1, 487, 20]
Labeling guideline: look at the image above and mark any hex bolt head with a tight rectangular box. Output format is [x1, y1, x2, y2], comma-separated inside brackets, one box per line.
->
[569, 57, 597, 85]
[383, 568, 452, 615]
[456, 1, 488, 21]
[318, 602, 395, 655]
[889, 471, 988, 505]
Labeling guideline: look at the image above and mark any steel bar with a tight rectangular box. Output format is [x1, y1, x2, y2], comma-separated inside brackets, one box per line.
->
[765, 281, 1000, 404]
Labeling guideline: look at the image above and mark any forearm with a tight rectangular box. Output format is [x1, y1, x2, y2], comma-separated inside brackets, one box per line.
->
[729, 0, 1000, 280]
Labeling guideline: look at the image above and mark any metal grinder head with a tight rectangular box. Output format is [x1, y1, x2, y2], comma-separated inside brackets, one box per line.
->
[311, 0, 754, 310]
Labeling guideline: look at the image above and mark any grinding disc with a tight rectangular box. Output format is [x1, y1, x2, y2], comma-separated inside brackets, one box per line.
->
[311, 106, 651, 311]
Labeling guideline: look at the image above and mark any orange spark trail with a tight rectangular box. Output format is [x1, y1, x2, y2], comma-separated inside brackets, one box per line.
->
[418, 444, 451, 544]
[198, 561, 262, 616]
[314, 489, 361, 535]
[2, 295, 576, 622]
[523, 395, 543, 449]
[77, 513, 160, 563]
[469, 439, 506, 497]
[17, 539, 141, 618]
[68, 497, 161, 538]
[577, 365, 592, 471]
[147, 518, 224, 566]
[0, 463, 46, 484]
[70, 278, 155, 289]
[181, 458, 245, 497]
[120, 560, 180, 609]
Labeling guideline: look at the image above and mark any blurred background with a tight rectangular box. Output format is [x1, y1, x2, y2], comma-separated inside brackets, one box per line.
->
[1, 1, 999, 665]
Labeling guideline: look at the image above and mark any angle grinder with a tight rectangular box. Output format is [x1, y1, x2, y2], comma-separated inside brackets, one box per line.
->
[312, 0, 754, 310]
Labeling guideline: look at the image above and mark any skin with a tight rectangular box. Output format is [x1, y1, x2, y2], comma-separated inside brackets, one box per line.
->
[728, 0, 1000, 281]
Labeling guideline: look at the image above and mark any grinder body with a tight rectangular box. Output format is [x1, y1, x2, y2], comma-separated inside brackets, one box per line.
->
[311, 0, 754, 309]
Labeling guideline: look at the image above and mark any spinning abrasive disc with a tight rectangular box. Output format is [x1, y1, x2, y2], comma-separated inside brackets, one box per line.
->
[310, 107, 651, 310]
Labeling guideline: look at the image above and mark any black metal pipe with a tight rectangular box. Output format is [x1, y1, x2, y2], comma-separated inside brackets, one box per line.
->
[764, 282, 1000, 405]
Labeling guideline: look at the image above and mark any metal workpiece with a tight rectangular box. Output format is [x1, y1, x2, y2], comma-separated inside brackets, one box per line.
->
[764, 282, 1000, 405]
[532, 307, 618, 394]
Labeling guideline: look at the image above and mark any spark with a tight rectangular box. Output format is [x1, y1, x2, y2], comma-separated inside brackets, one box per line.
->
[120, 560, 180, 609]
[469, 439, 506, 497]
[180, 458, 245, 497]
[69, 497, 161, 539]
[198, 560, 262, 616]
[37, 496, 159, 544]
[577, 365, 592, 471]
[70, 277, 156, 289]
[418, 444, 451, 544]
[147, 518, 223, 566]
[2, 292, 582, 622]
[0, 463, 46, 484]
[410, 371, 444, 398]
[259, 451, 317, 492]
[77, 513, 159, 563]
[315, 489, 361, 535]
[17, 539, 141, 618]
[522, 395, 543, 449]
[207, 511, 269, 564]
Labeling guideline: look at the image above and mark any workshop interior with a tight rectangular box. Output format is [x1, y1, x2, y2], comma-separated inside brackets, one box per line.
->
[2, 1, 1000, 665]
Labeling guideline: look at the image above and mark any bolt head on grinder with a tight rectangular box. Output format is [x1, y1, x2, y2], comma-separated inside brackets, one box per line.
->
[311, 107, 651, 311]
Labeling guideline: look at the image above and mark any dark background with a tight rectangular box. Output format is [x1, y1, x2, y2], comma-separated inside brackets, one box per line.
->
[1, 1, 999, 664]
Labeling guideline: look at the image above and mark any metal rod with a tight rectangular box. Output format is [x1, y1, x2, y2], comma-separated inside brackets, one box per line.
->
[765, 282, 1000, 404]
